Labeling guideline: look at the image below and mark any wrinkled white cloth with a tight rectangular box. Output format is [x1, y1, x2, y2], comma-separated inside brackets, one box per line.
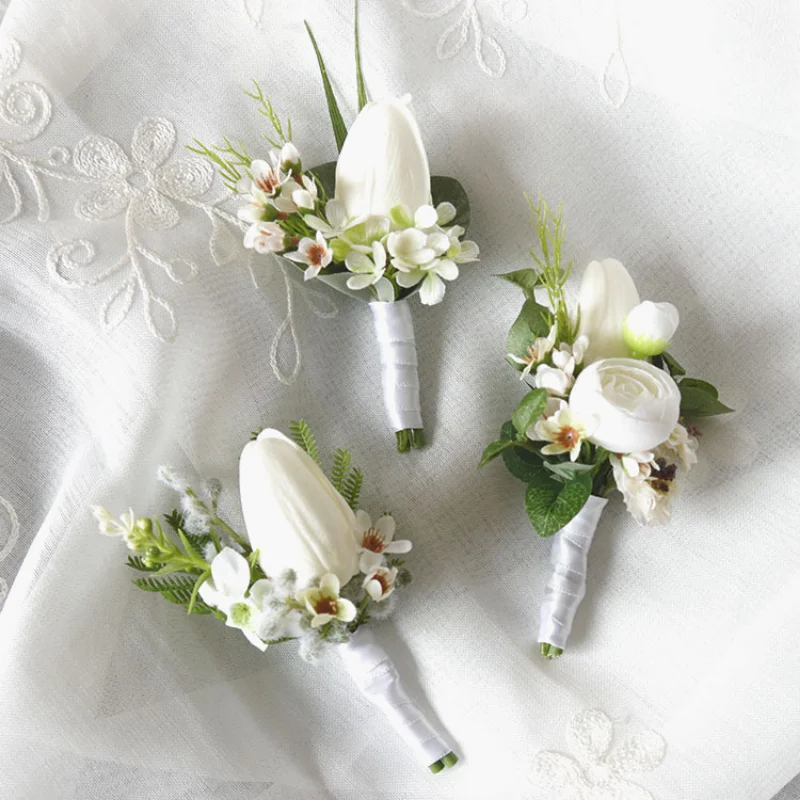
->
[1, 1, 799, 799]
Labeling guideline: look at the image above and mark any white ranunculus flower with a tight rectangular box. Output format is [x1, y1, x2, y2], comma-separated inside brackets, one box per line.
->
[623, 301, 680, 357]
[569, 358, 681, 453]
[335, 96, 431, 219]
[239, 429, 359, 587]
[576, 259, 640, 363]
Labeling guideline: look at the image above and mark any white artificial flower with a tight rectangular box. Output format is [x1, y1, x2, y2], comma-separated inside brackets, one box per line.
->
[240, 430, 359, 587]
[414, 204, 439, 229]
[569, 357, 681, 453]
[304, 198, 355, 239]
[290, 174, 318, 211]
[386, 228, 438, 269]
[611, 455, 677, 525]
[577, 259, 640, 363]
[659, 423, 699, 472]
[436, 202, 456, 225]
[345, 240, 387, 290]
[571, 335, 589, 365]
[444, 225, 480, 264]
[199, 547, 272, 651]
[354, 510, 412, 574]
[243, 221, 286, 254]
[551, 346, 576, 376]
[279, 141, 302, 172]
[363, 566, 399, 602]
[508, 324, 557, 380]
[534, 363, 573, 397]
[297, 573, 357, 629]
[236, 154, 290, 223]
[92, 506, 137, 543]
[623, 301, 680, 357]
[530, 401, 597, 462]
[284, 231, 334, 280]
[335, 97, 431, 219]
[395, 258, 458, 305]
[620, 451, 655, 478]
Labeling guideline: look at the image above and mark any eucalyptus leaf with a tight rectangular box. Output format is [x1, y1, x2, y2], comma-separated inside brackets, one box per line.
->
[544, 460, 596, 482]
[525, 472, 592, 537]
[497, 268, 540, 299]
[506, 299, 551, 366]
[497, 420, 545, 482]
[512, 389, 549, 436]
[679, 377, 734, 417]
[431, 175, 470, 232]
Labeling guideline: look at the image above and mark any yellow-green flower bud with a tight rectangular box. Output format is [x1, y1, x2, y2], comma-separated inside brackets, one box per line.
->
[623, 301, 680, 357]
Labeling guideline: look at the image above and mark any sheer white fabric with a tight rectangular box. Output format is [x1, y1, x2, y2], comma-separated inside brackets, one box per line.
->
[1, 1, 799, 798]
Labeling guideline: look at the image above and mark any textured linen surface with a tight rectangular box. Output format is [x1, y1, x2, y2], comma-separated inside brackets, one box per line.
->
[1, 1, 799, 799]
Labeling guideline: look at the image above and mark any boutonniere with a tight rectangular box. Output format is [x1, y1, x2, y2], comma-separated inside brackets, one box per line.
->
[191, 2, 477, 453]
[94, 421, 458, 772]
[480, 197, 732, 657]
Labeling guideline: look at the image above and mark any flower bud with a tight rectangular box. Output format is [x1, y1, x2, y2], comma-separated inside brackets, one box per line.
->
[623, 301, 679, 357]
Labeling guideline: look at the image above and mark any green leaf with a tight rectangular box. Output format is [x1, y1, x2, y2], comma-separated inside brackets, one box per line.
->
[478, 439, 515, 468]
[331, 448, 352, 490]
[133, 574, 217, 615]
[497, 269, 540, 299]
[543, 460, 596, 482]
[662, 350, 686, 377]
[307, 161, 337, 197]
[679, 378, 734, 417]
[498, 421, 546, 482]
[354, 0, 368, 111]
[525, 472, 592, 537]
[305, 22, 348, 152]
[289, 419, 321, 464]
[341, 468, 363, 510]
[126, 555, 158, 573]
[431, 175, 470, 232]
[506, 299, 551, 367]
[512, 389, 549, 436]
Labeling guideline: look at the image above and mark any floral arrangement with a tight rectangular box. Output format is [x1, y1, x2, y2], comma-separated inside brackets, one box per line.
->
[191, 2, 478, 453]
[480, 197, 732, 658]
[94, 421, 458, 773]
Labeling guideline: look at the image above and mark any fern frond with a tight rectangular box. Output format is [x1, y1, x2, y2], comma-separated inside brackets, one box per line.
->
[126, 555, 158, 572]
[133, 574, 216, 615]
[341, 468, 363, 510]
[164, 509, 184, 532]
[331, 448, 352, 491]
[289, 419, 320, 464]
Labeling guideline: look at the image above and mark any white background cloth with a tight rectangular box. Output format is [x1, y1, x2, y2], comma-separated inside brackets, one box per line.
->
[1, 1, 799, 798]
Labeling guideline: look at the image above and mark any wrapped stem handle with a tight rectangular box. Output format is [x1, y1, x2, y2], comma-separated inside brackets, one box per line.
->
[538, 495, 607, 655]
[369, 301, 424, 444]
[339, 628, 456, 771]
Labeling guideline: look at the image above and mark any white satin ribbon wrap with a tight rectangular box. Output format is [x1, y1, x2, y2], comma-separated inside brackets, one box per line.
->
[339, 628, 452, 766]
[369, 300, 423, 432]
[538, 495, 608, 650]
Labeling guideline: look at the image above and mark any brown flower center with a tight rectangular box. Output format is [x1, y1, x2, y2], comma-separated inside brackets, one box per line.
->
[307, 244, 328, 267]
[361, 527, 387, 554]
[649, 457, 677, 494]
[314, 596, 338, 616]
[255, 171, 280, 194]
[372, 572, 392, 594]
[555, 426, 580, 449]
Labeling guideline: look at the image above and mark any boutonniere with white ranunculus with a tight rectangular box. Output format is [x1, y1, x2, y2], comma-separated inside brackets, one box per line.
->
[94, 421, 458, 773]
[190, 1, 477, 453]
[480, 196, 733, 658]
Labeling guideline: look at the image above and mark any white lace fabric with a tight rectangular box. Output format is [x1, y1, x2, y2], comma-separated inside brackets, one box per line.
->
[1, 1, 800, 799]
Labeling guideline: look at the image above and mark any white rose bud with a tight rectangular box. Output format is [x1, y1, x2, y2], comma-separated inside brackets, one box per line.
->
[569, 358, 681, 453]
[577, 259, 640, 363]
[239, 430, 359, 587]
[623, 301, 680, 357]
[335, 96, 431, 219]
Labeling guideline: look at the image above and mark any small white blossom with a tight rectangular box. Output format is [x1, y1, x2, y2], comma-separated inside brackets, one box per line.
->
[509, 324, 558, 380]
[92, 506, 136, 542]
[304, 198, 355, 238]
[529, 401, 597, 462]
[659, 423, 699, 472]
[436, 201, 456, 225]
[534, 363, 574, 397]
[284, 231, 334, 280]
[296, 573, 357, 629]
[611, 454, 678, 525]
[236, 155, 289, 223]
[290, 174, 318, 211]
[363, 566, 399, 602]
[243, 221, 286, 254]
[345, 240, 388, 290]
[354, 511, 412, 573]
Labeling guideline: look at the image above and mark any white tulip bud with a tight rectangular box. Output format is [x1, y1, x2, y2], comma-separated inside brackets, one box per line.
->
[335, 96, 431, 219]
[577, 259, 640, 363]
[239, 430, 359, 587]
[623, 301, 680, 357]
[569, 358, 681, 453]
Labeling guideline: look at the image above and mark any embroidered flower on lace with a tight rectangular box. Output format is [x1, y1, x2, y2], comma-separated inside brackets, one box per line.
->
[401, 0, 527, 79]
[531, 709, 666, 799]
[0, 496, 20, 608]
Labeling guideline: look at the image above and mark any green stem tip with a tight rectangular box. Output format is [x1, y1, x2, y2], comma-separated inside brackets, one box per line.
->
[396, 429, 411, 453]
[539, 642, 564, 659]
[442, 752, 459, 768]
[428, 759, 445, 774]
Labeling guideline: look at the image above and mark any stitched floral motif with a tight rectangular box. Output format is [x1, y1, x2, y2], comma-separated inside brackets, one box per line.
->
[401, 0, 527, 79]
[531, 709, 666, 799]
[0, 496, 20, 607]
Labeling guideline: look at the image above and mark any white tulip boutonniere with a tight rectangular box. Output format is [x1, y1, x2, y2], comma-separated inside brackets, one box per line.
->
[480, 196, 733, 658]
[94, 420, 458, 773]
[191, 1, 477, 453]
